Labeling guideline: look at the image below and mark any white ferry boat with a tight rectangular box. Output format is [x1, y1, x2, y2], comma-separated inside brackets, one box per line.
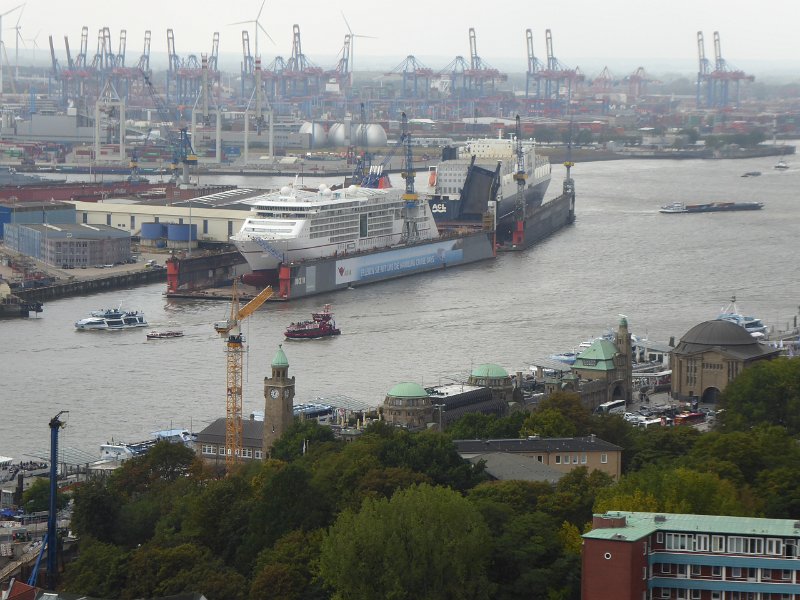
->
[231, 183, 438, 273]
[75, 307, 148, 330]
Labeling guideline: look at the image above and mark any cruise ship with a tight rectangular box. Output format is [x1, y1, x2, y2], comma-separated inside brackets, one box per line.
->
[228, 182, 497, 295]
[420, 136, 552, 235]
[232, 183, 439, 274]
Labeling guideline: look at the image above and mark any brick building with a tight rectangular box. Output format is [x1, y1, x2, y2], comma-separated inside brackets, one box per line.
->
[583, 511, 800, 600]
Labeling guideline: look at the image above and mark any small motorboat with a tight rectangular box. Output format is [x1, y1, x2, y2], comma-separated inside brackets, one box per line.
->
[146, 330, 184, 340]
[740, 171, 761, 177]
[774, 160, 789, 170]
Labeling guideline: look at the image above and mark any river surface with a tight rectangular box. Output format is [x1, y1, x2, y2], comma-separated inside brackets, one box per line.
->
[2, 155, 799, 461]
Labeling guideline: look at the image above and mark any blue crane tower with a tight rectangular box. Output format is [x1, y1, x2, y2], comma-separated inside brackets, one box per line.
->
[141, 70, 198, 184]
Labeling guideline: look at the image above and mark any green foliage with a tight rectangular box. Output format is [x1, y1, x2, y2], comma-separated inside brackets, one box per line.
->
[595, 465, 747, 516]
[270, 418, 338, 462]
[625, 425, 701, 471]
[319, 484, 492, 600]
[446, 411, 526, 440]
[720, 358, 800, 434]
[250, 530, 327, 600]
[521, 408, 577, 438]
[71, 479, 120, 543]
[21, 478, 68, 513]
[533, 392, 593, 435]
[540, 468, 614, 526]
[108, 440, 199, 497]
[124, 543, 248, 600]
[61, 537, 129, 598]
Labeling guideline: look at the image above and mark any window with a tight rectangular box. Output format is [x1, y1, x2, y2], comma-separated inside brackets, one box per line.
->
[763, 569, 772, 580]
[676, 564, 687, 578]
[657, 532, 664, 544]
[201, 445, 215, 455]
[766, 538, 783, 555]
[106, 214, 111, 225]
[661, 589, 670, 599]
[712, 566, 721, 577]
[537, 455, 543, 463]
[676, 590, 687, 600]
[643, 567, 647, 580]
[696, 534, 709, 552]
[601, 453, 608, 464]
[581, 454, 587, 464]
[712, 535, 725, 552]
[179, 218, 184, 225]
[782, 570, 792, 581]
[228, 221, 233, 236]
[572, 454, 579, 464]
[203, 219, 209, 234]
[731, 567, 742, 578]
[711, 593, 720, 600]
[728, 536, 745, 554]
[691, 591, 701, 600]
[666, 533, 692, 551]
[555, 456, 561, 464]
[661, 564, 671, 574]
[691, 565, 701, 576]
[130, 215, 135, 229]
[82, 212, 88, 223]
[254, 450, 262, 459]
[563, 455, 570, 464]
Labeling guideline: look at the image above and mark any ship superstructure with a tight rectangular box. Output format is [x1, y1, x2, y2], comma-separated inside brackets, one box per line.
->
[422, 136, 552, 227]
[231, 183, 439, 273]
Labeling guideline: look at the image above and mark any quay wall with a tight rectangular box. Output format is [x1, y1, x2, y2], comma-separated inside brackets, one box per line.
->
[14, 269, 167, 302]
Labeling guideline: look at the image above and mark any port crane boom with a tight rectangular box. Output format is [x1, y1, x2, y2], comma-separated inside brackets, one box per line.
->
[217, 281, 273, 471]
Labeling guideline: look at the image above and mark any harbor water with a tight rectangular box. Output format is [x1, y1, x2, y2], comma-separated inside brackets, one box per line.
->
[1, 156, 798, 461]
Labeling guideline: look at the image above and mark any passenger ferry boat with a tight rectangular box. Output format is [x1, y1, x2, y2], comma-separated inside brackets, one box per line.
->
[231, 183, 438, 275]
[75, 307, 148, 330]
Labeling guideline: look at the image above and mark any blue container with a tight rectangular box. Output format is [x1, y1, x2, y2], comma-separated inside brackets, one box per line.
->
[141, 222, 166, 240]
[167, 223, 197, 242]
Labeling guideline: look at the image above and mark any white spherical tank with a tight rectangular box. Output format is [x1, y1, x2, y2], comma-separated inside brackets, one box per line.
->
[328, 123, 346, 147]
[362, 124, 388, 147]
[299, 122, 327, 147]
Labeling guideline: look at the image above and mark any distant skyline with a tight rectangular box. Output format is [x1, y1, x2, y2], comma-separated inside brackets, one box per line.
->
[5, 0, 800, 77]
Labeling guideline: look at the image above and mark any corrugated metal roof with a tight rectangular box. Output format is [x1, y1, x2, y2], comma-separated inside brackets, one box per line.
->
[584, 511, 800, 541]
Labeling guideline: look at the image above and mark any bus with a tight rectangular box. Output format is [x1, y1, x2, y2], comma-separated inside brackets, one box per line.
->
[674, 412, 705, 426]
[594, 399, 626, 415]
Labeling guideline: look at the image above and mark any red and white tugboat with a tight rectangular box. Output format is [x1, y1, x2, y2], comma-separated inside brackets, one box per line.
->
[284, 304, 341, 340]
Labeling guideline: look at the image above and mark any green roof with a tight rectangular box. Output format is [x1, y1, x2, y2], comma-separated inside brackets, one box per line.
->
[471, 363, 509, 378]
[387, 382, 428, 398]
[271, 345, 289, 368]
[574, 339, 618, 371]
[584, 511, 800, 541]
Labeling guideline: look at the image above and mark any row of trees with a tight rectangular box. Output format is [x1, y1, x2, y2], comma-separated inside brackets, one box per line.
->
[61, 357, 800, 599]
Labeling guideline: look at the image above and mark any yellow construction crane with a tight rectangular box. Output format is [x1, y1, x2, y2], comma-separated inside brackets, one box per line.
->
[217, 280, 274, 471]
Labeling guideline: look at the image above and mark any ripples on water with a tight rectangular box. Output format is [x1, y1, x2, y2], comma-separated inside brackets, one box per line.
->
[2, 157, 798, 459]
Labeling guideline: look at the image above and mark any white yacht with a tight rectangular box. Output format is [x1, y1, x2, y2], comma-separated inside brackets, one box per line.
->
[715, 297, 768, 337]
[75, 307, 148, 330]
[231, 183, 438, 273]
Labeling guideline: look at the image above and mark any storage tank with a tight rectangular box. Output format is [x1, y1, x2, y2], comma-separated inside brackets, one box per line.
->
[360, 124, 388, 147]
[299, 122, 326, 147]
[140, 222, 167, 247]
[328, 122, 347, 147]
[166, 223, 197, 250]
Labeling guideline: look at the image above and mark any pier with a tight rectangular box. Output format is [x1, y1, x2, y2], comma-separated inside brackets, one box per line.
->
[13, 269, 167, 303]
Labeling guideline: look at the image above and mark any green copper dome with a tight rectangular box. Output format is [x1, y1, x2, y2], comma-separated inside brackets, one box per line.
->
[387, 382, 428, 398]
[471, 363, 509, 378]
[271, 344, 289, 368]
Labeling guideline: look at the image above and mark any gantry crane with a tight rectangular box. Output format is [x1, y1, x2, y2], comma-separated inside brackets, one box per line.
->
[216, 281, 274, 471]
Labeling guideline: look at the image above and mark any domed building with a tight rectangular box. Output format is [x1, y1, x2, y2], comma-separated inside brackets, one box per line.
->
[468, 363, 515, 403]
[383, 382, 432, 430]
[670, 320, 781, 403]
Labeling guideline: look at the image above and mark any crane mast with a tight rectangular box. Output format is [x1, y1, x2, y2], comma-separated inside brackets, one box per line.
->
[219, 281, 273, 471]
[512, 114, 527, 247]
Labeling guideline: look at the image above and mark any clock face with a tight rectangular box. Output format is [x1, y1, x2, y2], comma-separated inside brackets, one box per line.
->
[283, 388, 291, 399]
[270, 388, 279, 399]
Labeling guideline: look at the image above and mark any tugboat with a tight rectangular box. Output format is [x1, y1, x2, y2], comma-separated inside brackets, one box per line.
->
[284, 304, 341, 340]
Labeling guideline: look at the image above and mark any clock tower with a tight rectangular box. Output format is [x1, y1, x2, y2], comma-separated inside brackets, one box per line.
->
[263, 344, 295, 457]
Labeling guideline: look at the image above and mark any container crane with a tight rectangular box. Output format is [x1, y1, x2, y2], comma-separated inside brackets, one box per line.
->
[215, 281, 274, 471]
[141, 69, 197, 184]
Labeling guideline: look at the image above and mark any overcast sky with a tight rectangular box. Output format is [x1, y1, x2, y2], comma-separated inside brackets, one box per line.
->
[6, 0, 800, 76]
